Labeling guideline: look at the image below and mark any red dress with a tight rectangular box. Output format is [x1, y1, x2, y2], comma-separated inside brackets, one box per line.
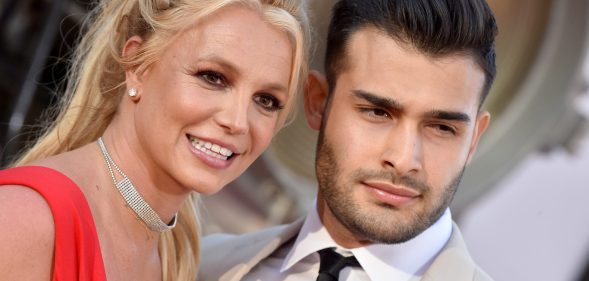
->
[0, 166, 107, 281]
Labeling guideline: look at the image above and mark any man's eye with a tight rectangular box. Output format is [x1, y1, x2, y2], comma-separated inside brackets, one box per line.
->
[372, 109, 390, 117]
[433, 124, 457, 136]
[360, 108, 391, 118]
[197, 71, 227, 87]
[254, 94, 284, 112]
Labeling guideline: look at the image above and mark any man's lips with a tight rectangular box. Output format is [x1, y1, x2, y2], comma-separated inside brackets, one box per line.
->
[362, 181, 420, 207]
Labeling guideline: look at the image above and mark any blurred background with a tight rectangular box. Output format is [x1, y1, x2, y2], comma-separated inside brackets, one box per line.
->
[1, 0, 588, 280]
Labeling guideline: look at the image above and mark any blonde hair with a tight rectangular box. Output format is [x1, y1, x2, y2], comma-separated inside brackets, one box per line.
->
[14, 0, 310, 280]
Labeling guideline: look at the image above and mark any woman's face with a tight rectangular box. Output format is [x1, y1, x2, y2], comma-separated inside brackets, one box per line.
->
[128, 6, 294, 194]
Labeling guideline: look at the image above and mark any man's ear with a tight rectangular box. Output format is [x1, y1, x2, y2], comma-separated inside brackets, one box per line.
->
[304, 70, 329, 131]
[123, 36, 144, 87]
[466, 111, 491, 164]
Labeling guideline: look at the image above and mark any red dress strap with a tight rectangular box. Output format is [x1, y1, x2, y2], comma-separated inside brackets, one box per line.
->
[0, 166, 107, 281]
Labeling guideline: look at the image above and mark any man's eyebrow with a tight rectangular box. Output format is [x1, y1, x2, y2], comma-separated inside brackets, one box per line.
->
[352, 90, 402, 111]
[352, 90, 471, 123]
[426, 110, 471, 123]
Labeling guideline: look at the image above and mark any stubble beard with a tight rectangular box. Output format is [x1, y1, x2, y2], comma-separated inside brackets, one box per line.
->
[315, 135, 465, 244]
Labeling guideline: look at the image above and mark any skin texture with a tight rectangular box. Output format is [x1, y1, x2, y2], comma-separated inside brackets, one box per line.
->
[304, 27, 490, 248]
[0, 186, 54, 280]
[0, 6, 294, 281]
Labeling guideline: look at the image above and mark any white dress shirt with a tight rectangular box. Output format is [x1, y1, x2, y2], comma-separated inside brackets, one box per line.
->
[243, 202, 453, 281]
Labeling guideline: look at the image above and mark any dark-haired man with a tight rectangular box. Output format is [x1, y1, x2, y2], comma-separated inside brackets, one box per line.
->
[199, 0, 497, 280]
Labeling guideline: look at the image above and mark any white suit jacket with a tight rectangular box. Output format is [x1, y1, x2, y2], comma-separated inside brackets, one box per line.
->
[198, 218, 492, 281]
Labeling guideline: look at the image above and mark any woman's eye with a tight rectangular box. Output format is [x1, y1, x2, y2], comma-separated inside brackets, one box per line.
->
[197, 71, 227, 87]
[254, 94, 284, 112]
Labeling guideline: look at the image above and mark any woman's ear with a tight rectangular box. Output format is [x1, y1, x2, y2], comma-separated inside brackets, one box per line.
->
[304, 70, 329, 131]
[123, 36, 144, 92]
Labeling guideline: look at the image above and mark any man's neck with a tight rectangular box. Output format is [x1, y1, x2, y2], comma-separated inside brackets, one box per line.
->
[316, 196, 373, 248]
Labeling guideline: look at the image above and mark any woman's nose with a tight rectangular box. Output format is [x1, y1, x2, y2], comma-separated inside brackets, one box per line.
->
[213, 92, 250, 135]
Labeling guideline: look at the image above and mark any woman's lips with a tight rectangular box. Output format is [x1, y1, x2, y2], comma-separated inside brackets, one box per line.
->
[186, 135, 238, 169]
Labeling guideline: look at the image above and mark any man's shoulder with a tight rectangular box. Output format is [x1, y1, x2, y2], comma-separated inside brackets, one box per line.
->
[199, 219, 304, 281]
[473, 266, 493, 281]
[423, 222, 493, 281]
[202, 222, 297, 252]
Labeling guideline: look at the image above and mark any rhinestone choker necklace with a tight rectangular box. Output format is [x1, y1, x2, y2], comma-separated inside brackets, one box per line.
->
[98, 137, 176, 232]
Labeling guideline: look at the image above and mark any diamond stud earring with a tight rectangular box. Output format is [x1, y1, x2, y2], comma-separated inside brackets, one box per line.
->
[128, 88, 138, 97]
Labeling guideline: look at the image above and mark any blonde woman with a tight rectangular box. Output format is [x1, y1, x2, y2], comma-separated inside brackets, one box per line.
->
[0, 0, 310, 280]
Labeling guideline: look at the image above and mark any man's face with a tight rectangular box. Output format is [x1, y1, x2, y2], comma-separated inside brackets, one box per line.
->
[307, 27, 490, 247]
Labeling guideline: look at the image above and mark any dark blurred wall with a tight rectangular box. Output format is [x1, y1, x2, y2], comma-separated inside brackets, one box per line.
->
[0, 0, 92, 165]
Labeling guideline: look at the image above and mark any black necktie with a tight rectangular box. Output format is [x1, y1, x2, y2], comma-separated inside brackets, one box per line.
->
[316, 248, 362, 281]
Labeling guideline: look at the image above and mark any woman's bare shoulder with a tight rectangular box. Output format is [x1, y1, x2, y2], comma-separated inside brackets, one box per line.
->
[0, 185, 54, 280]
[30, 143, 101, 191]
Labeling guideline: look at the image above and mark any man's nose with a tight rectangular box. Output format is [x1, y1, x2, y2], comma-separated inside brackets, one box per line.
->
[380, 124, 423, 176]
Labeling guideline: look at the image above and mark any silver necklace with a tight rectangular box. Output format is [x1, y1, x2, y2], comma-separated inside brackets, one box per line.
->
[97, 137, 176, 232]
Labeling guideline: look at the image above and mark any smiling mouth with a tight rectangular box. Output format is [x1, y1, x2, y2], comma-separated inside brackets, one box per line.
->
[187, 135, 235, 161]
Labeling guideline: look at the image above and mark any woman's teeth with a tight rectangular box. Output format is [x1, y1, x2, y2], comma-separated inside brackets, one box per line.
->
[190, 137, 234, 161]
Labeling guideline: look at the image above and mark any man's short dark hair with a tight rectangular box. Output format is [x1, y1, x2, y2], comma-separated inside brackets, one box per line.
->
[325, 0, 498, 105]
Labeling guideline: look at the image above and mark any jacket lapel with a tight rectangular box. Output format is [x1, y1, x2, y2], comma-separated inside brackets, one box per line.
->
[200, 218, 304, 281]
[421, 223, 476, 281]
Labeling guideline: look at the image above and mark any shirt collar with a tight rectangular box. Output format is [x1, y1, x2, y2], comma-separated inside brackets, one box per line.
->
[281, 201, 453, 281]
